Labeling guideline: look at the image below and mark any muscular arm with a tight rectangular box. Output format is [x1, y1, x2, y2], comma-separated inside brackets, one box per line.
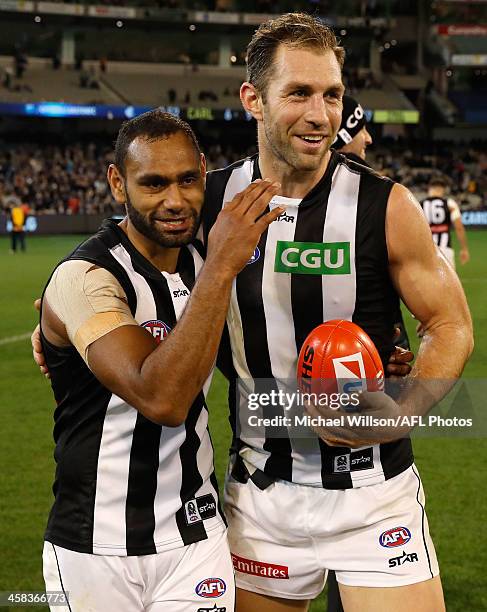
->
[386, 184, 473, 413]
[85, 263, 234, 426]
[42, 262, 232, 427]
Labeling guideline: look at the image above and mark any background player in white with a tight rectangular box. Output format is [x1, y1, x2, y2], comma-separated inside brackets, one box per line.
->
[39, 110, 282, 611]
[420, 176, 470, 269]
[207, 13, 473, 612]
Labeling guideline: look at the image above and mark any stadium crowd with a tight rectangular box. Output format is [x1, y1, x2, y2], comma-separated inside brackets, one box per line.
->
[0, 143, 116, 216]
[37, 0, 416, 16]
[371, 141, 487, 208]
[0, 140, 485, 216]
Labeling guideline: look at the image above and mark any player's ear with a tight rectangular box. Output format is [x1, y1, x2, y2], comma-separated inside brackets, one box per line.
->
[199, 153, 207, 182]
[240, 82, 264, 122]
[107, 164, 126, 204]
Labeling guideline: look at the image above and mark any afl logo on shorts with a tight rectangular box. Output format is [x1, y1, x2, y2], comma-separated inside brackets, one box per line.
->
[379, 526, 412, 548]
[247, 247, 260, 265]
[195, 578, 226, 598]
[141, 320, 171, 344]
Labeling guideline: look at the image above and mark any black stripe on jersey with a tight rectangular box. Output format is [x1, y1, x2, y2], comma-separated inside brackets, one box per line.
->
[235, 217, 293, 482]
[203, 156, 255, 246]
[175, 396, 208, 545]
[142, 271, 208, 546]
[352, 170, 397, 365]
[380, 439, 413, 480]
[177, 244, 198, 291]
[291, 181, 354, 489]
[125, 415, 161, 555]
[190, 238, 206, 260]
[123, 271, 174, 554]
[291, 181, 329, 361]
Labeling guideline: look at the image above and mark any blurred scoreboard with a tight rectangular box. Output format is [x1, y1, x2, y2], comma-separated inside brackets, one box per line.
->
[0, 103, 418, 124]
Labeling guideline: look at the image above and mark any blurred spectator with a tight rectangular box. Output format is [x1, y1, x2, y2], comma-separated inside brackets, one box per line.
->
[75, 53, 84, 72]
[14, 50, 28, 79]
[2, 66, 13, 89]
[0, 143, 118, 216]
[371, 140, 487, 210]
[52, 54, 61, 70]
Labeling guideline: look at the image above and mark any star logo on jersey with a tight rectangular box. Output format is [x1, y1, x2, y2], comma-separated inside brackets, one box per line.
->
[388, 551, 418, 568]
[274, 241, 351, 275]
[333, 449, 374, 474]
[141, 320, 171, 344]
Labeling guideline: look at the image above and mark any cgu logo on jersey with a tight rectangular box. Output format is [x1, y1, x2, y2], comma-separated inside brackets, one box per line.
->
[195, 578, 226, 598]
[274, 241, 350, 275]
[141, 320, 171, 344]
[379, 527, 412, 548]
[332, 352, 366, 394]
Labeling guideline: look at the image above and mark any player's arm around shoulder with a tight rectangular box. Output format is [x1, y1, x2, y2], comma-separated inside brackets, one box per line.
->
[386, 183, 473, 379]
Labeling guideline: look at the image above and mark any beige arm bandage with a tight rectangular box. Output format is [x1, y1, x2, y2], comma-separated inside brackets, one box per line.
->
[45, 260, 138, 362]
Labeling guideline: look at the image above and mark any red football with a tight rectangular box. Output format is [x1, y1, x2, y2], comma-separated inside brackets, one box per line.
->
[297, 320, 384, 398]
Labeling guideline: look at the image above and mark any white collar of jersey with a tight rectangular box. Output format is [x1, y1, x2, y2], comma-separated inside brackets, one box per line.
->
[269, 195, 302, 209]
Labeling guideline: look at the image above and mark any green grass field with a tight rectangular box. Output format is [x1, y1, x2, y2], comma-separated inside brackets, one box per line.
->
[0, 233, 486, 611]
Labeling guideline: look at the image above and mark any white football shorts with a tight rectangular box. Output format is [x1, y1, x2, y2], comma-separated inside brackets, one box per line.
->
[43, 529, 235, 611]
[224, 463, 439, 599]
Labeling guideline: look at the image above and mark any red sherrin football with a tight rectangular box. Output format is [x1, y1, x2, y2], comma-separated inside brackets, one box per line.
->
[297, 320, 384, 396]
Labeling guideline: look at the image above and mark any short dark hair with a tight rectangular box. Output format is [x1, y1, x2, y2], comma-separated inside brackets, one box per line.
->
[246, 13, 345, 100]
[429, 176, 448, 189]
[114, 109, 201, 176]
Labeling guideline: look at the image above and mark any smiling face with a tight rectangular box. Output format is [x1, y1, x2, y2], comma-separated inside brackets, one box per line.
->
[109, 131, 206, 249]
[258, 45, 344, 174]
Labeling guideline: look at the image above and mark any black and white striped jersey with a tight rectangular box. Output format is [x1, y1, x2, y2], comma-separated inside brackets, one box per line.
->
[41, 220, 226, 556]
[203, 152, 413, 490]
[419, 196, 453, 249]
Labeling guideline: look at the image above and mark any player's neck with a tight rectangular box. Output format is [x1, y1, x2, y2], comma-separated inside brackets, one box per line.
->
[258, 146, 331, 199]
[120, 218, 180, 273]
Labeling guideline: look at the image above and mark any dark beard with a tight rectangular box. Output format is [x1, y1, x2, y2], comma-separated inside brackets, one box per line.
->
[125, 191, 200, 248]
